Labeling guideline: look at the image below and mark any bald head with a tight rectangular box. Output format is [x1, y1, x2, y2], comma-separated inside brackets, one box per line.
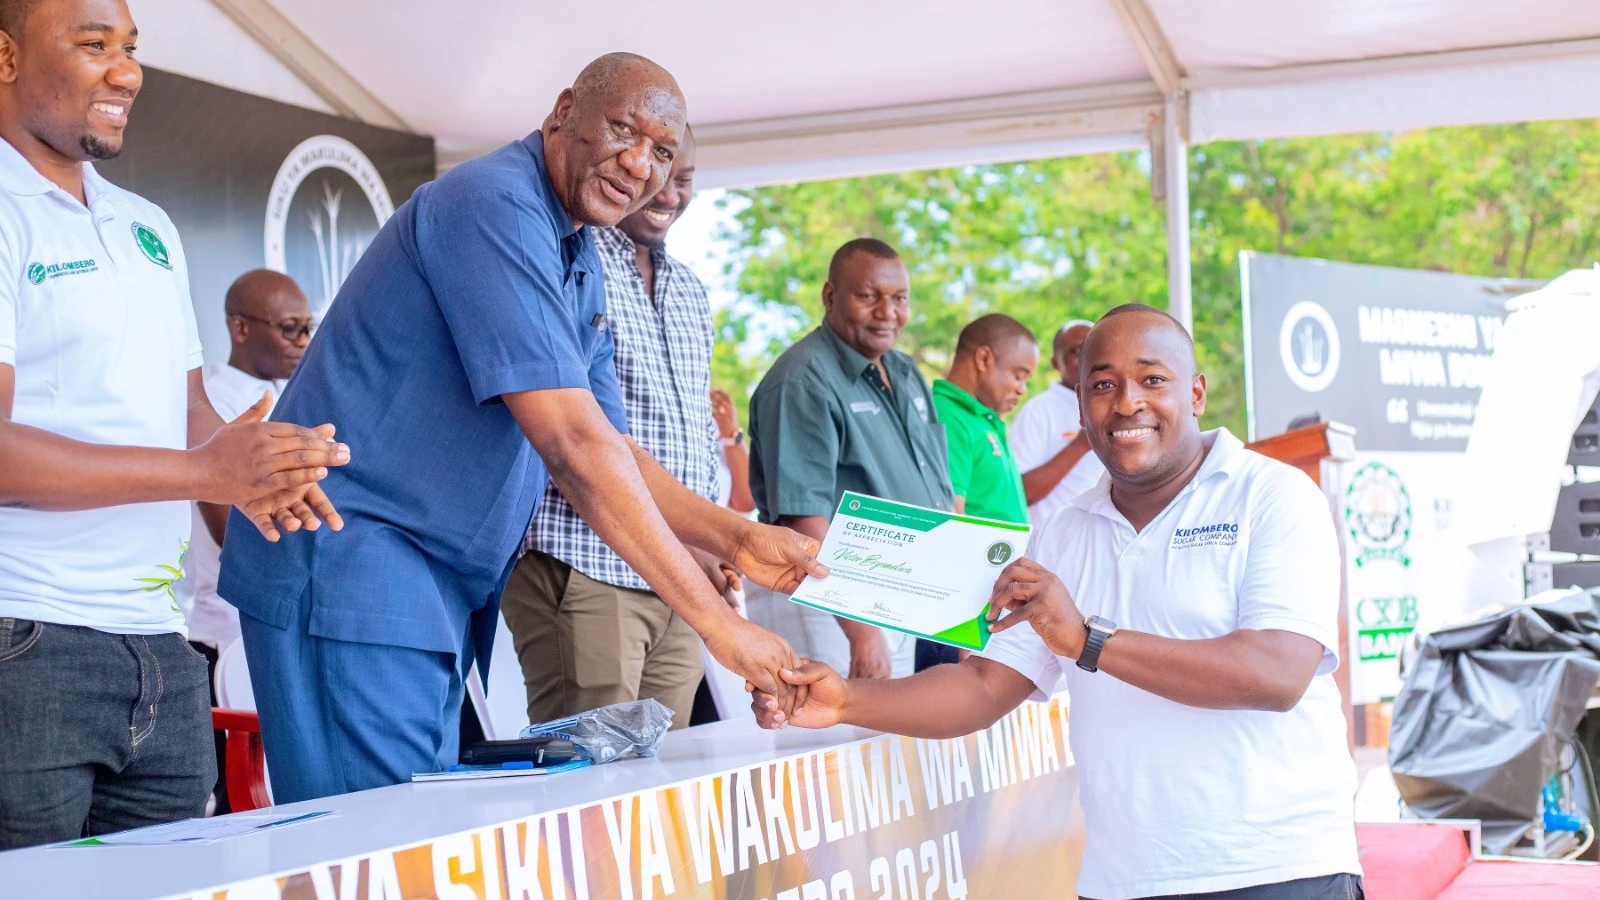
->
[1051, 318, 1094, 388]
[1078, 302, 1206, 489]
[224, 270, 311, 381]
[543, 53, 686, 229]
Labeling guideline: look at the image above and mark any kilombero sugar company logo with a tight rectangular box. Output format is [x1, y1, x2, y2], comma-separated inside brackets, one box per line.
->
[264, 135, 394, 317]
[1171, 522, 1240, 549]
[131, 222, 171, 269]
[27, 258, 98, 284]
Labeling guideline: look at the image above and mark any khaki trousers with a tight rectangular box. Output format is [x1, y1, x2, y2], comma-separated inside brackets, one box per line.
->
[500, 549, 703, 730]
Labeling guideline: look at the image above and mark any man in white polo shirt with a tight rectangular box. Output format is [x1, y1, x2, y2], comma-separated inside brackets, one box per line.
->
[0, 0, 348, 849]
[1011, 318, 1106, 529]
[752, 304, 1362, 900]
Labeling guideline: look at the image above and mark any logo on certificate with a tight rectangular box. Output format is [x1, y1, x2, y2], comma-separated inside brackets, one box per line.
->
[985, 541, 1013, 566]
[848, 499, 861, 511]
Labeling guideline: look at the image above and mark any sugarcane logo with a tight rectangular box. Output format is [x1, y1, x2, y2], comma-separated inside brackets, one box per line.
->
[1344, 461, 1411, 567]
[264, 135, 394, 317]
[1278, 300, 1340, 393]
[986, 541, 1014, 566]
[26, 263, 45, 285]
[131, 222, 171, 269]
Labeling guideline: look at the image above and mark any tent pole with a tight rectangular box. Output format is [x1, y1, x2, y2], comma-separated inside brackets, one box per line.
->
[1163, 92, 1193, 330]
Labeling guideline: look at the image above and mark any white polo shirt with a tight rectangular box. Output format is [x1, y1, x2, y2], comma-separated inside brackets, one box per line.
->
[0, 137, 203, 635]
[981, 428, 1359, 900]
[178, 364, 284, 649]
[1009, 381, 1105, 529]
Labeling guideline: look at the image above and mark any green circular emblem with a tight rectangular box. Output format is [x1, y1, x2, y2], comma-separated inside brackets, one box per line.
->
[848, 500, 861, 511]
[131, 222, 171, 270]
[1343, 461, 1412, 568]
[986, 541, 1014, 566]
[26, 262, 45, 285]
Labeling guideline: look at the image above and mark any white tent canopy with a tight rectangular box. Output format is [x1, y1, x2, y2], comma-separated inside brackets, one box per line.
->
[134, 0, 1600, 323]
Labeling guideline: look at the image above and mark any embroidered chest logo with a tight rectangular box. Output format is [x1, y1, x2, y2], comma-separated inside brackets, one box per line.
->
[26, 258, 98, 285]
[986, 431, 1004, 456]
[131, 222, 171, 270]
[1170, 522, 1240, 549]
[850, 400, 882, 415]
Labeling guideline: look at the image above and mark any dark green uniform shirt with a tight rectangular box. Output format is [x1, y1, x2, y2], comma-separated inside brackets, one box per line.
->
[930, 379, 1028, 524]
[749, 325, 954, 523]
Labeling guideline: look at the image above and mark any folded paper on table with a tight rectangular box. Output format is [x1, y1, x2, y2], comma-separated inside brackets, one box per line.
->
[789, 491, 1030, 651]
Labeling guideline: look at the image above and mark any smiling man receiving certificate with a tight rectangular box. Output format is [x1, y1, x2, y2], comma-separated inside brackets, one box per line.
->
[789, 492, 1029, 651]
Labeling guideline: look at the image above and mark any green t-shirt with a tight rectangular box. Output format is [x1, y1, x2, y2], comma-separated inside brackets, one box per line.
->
[930, 379, 1028, 525]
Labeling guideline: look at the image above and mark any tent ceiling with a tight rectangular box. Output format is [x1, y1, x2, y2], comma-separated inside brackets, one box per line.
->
[222, 0, 1600, 185]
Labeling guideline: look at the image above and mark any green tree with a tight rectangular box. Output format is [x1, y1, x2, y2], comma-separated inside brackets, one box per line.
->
[715, 119, 1600, 436]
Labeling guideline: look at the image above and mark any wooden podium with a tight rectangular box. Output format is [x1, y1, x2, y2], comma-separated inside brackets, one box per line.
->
[1246, 422, 1360, 749]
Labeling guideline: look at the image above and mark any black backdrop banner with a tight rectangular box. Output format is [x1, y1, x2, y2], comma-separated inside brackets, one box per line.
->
[96, 66, 437, 365]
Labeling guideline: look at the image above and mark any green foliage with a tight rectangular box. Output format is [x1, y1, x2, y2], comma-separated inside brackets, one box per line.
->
[714, 119, 1600, 436]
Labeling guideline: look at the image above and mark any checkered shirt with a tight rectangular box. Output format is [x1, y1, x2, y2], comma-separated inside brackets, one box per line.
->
[524, 226, 719, 590]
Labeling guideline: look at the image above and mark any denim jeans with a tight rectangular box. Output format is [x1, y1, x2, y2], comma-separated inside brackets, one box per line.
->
[1081, 873, 1364, 900]
[0, 618, 214, 850]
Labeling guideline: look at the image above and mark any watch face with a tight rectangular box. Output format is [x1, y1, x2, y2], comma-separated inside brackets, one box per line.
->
[1087, 616, 1117, 633]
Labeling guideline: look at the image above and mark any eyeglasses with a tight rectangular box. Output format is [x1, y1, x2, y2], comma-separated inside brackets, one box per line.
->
[232, 314, 315, 341]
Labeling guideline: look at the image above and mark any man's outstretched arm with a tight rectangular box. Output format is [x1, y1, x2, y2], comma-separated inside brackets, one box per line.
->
[506, 387, 806, 709]
[751, 655, 1037, 740]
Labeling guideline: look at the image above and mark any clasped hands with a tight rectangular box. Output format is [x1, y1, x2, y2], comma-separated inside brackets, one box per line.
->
[191, 391, 350, 541]
[748, 556, 1085, 730]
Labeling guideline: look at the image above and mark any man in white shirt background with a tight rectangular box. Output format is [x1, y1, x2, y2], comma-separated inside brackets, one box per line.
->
[1011, 318, 1106, 529]
[0, 0, 347, 849]
[752, 304, 1362, 900]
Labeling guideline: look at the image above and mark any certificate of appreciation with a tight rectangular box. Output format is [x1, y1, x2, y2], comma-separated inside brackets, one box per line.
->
[789, 492, 1031, 651]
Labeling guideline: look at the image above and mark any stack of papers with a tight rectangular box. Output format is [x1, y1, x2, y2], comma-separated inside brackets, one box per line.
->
[60, 811, 334, 847]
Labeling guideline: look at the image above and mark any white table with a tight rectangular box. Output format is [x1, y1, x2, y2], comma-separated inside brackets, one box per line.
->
[0, 720, 887, 899]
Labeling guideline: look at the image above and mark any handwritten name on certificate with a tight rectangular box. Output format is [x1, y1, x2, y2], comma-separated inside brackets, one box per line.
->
[789, 492, 1031, 651]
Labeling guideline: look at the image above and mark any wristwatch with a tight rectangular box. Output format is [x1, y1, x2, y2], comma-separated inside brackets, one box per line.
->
[720, 429, 745, 447]
[1076, 616, 1118, 673]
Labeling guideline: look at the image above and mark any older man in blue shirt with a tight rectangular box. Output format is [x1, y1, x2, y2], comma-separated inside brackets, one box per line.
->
[220, 53, 823, 803]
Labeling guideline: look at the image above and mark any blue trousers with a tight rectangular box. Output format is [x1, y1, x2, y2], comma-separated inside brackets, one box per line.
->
[239, 598, 468, 804]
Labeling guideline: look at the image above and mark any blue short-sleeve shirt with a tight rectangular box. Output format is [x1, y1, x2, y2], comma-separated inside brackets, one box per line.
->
[219, 132, 627, 656]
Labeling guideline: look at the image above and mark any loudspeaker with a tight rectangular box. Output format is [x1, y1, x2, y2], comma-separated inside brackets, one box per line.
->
[1550, 481, 1600, 554]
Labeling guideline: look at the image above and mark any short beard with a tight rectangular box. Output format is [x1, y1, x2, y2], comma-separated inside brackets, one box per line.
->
[79, 134, 121, 160]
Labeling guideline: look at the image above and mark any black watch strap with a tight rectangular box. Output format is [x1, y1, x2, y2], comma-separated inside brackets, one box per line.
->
[1077, 618, 1115, 673]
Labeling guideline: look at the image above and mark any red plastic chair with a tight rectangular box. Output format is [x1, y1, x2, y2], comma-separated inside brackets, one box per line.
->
[211, 708, 271, 812]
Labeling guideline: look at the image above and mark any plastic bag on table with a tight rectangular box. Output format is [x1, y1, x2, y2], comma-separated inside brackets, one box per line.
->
[1389, 589, 1600, 854]
[519, 699, 674, 764]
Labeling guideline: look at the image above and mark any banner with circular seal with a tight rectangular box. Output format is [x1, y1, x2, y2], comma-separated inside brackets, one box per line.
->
[264, 135, 395, 317]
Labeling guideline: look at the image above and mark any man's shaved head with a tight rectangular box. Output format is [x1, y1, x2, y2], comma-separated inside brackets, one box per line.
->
[955, 313, 1035, 360]
[224, 269, 312, 381]
[543, 52, 686, 229]
[1095, 303, 1195, 363]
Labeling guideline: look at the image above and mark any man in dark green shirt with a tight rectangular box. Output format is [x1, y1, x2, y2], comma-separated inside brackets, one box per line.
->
[747, 238, 954, 680]
[931, 314, 1039, 524]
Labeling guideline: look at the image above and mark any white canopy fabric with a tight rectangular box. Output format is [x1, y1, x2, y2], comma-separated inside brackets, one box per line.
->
[134, 0, 1600, 323]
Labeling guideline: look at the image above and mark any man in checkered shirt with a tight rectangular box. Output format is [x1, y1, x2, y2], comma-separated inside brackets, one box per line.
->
[501, 128, 728, 728]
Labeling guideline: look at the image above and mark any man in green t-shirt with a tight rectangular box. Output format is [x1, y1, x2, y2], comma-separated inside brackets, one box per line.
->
[931, 314, 1039, 524]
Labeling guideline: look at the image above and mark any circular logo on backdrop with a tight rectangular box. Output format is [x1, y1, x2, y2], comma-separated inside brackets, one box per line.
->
[985, 542, 1014, 566]
[264, 135, 394, 318]
[1278, 300, 1340, 393]
[1343, 461, 1412, 568]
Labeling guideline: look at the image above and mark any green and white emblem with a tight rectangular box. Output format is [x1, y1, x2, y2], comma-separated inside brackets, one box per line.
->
[131, 222, 171, 270]
[26, 262, 45, 285]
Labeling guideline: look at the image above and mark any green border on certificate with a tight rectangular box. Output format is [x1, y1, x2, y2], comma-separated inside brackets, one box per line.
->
[789, 492, 1030, 651]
